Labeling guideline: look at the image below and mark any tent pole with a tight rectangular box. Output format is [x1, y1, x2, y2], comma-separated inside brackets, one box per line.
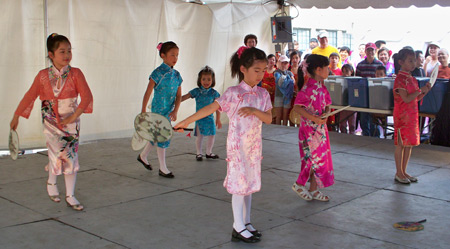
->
[43, 0, 49, 68]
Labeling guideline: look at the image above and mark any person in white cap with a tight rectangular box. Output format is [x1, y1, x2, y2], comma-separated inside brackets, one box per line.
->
[312, 30, 340, 66]
[423, 41, 440, 76]
[273, 55, 294, 126]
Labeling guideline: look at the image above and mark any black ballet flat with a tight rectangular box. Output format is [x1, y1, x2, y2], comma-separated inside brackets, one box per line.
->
[231, 228, 260, 243]
[137, 155, 152, 170]
[245, 223, 262, 238]
[205, 153, 219, 159]
[159, 170, 174, 178]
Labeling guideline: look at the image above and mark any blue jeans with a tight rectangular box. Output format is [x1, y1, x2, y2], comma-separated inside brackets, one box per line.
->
[359, 112, 380, 137]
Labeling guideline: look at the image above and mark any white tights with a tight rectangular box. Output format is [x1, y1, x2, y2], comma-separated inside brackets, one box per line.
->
[140, 142, 170, 174]
[232, 194, 254, 238]
[195, 126, 216, 155]
[47, 170, 79, 205]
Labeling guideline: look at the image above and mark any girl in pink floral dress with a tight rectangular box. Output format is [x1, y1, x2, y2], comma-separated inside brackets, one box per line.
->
[10, 34, 93, 211]
[393, 48, 431, 184]
[175, 47, 272, 243]
[291, 54, 334, 202]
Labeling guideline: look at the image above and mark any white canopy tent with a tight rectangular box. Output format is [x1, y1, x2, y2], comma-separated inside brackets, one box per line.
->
[1, 0, 448, 149]
[202, 0, 450, 8]
[0, 0, 277, 149]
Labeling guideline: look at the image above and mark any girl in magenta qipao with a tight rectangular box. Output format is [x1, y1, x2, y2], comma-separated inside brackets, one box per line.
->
[291, 54, 334, 202]
[175, 47, 272, 243]
[10, 33, 93, 211]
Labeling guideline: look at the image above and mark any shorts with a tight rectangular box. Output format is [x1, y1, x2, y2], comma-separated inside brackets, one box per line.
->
[274, 96, 291, 108]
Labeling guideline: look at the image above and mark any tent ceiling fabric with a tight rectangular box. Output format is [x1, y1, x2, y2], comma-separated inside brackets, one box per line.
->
[201, 0, 450, 8]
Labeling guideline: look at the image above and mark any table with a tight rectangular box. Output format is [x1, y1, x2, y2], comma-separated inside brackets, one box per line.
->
[330, 105, 436, 139]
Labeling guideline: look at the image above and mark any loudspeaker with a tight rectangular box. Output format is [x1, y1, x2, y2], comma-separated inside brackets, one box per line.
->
[271, 16, 292, 43]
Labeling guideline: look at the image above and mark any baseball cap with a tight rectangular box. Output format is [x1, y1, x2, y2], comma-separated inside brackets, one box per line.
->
[365, 42, 377, 50]
[318, 30, 328, 38]
[278, 55, 289, 63]
[310, 38, 318, 43]
[429, 41, 440, 48]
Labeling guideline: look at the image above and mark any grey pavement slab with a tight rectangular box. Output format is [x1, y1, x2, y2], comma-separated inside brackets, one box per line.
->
[350, 138, 450, 167]
[1, 124, 450, 248]
[0, 153, 49, 184]
[331, 152, 436, 188]
[214, 220, 404, 249]
[0, 197, 47, 228]
[59, 191, 290, 249]
[0, 169, 174, 216]
[0, 220, 123, 249]
[386, 167, 450, 202]
[303, 189, 450, 249]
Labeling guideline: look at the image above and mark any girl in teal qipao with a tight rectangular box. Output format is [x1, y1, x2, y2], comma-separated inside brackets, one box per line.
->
[138, 41, 182, 178]
[181, 66, 221, 161]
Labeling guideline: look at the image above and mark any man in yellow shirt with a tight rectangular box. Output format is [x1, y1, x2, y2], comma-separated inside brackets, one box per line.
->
[312, 30, 340, 66]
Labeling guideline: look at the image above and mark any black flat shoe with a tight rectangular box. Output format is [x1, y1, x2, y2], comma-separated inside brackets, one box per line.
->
[159, 170, 174, 178]
[245, 223, 262, 238]
[196, 154, 203, 161]
[137, 155, 152, 170]
[205, 153, 219, 159]
[231, 229, 260, 243]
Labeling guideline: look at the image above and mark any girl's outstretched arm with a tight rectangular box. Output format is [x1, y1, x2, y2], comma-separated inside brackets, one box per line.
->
[142, 79, 156, 113]
[237, 107, 272, 124]
[174, 101, 220, 130]
[292, 105, 327, 125]
[181, 92, 191, 102]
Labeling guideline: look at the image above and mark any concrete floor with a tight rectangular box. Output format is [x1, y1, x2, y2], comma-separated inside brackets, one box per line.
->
[1, 124, 449, 249]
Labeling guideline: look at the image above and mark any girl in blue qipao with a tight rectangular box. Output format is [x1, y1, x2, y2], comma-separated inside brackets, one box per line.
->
[137, 41, 182, 178]
[181, 66, 222, 161]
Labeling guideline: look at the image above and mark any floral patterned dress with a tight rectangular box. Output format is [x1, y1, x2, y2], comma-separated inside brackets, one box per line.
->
[149, 63, 183, 148]
[393, 71, 420, 146]
[216, 81, 272, 195]
[15, 66, 93, 175]
[189, 87, 220, 136]
[294, 78, 334, 188]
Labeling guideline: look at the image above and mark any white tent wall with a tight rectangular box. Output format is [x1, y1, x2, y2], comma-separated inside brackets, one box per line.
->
[1, 0, 47, 149]
[0, 0, 277, 149]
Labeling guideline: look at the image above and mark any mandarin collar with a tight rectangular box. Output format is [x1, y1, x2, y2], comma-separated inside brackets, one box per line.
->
[398, 70, 412, 77]
[199, 86, 212, 93]
[51, 65, 70, 77]
[160, 62, 172, 70]
[239, 81, 257, 91]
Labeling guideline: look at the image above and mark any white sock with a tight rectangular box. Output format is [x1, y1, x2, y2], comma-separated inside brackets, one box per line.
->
[232, 194, 253, 238]
[47, 170, 58, 196]
[64, 173, 77, 196]
[243, 194, 256, 231]
[64, 173, 80, 205]
[157, 147, 170, 174]
[140, 142, 153, 164]
[196, 127, 204, 155]
[206, 135, 215, 155]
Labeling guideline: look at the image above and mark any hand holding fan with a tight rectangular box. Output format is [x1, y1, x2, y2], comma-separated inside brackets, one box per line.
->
[322, 105, 351, 119]
[429, 65, 439, 88]
[9, 130, 19, 160]
[289, 109, 302, 125]
[134, 112, 193, 144]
